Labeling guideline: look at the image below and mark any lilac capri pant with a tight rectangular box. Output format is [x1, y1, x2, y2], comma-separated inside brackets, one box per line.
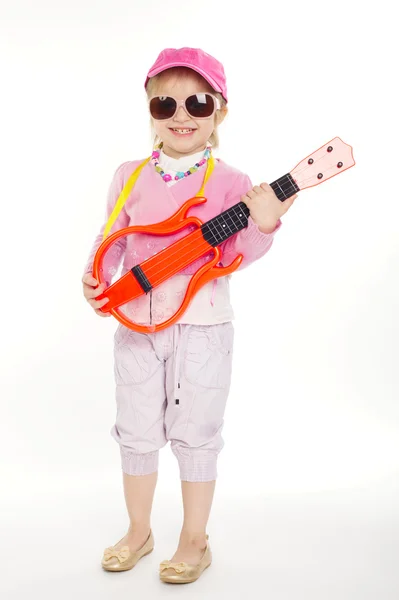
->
[110, 321, 234, 482]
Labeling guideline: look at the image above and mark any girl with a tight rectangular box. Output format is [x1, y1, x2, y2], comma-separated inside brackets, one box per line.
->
[82, 47, 296, 584]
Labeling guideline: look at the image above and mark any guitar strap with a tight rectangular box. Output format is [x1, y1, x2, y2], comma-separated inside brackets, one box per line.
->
[103, 148, 215, 240]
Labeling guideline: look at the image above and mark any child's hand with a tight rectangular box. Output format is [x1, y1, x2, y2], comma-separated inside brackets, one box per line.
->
[242, 183, 298, 234]
[82, 273, 111, 317]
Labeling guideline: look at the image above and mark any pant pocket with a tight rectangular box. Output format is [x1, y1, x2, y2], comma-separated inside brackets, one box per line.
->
[114, 328, 162, 386]
[182, 322, 234, 389]
[114, 323, 132, 348]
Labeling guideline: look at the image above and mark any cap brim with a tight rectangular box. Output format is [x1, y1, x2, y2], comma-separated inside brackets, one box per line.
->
[145, 61, 226, 100]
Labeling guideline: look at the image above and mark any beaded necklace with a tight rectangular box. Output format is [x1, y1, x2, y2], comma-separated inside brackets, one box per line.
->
[151, 144, 211, 183]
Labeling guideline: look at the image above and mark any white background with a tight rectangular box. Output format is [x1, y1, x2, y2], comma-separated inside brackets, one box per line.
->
[1, 1, 398, 598]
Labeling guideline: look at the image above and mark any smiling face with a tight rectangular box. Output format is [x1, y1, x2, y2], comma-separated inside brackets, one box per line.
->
[147, 68, 226, 159]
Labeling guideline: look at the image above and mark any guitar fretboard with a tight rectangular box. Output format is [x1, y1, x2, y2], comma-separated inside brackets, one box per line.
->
[201, 172, 299, 247]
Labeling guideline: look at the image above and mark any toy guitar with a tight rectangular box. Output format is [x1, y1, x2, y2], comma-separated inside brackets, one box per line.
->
[93, 136, 355, 333]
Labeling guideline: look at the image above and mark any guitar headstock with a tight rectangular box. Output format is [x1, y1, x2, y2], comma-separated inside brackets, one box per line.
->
[290, 137, 355, 190]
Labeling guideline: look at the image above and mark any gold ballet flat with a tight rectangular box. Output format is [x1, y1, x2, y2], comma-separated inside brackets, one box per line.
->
[101, 530, 154, 572]
[159, 535, 212, 584]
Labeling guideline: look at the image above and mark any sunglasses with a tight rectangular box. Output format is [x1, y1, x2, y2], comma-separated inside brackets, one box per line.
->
[148, 93, 221, 121]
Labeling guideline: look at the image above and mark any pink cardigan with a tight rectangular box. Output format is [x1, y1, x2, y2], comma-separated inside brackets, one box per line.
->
[84, 158, 282, 285]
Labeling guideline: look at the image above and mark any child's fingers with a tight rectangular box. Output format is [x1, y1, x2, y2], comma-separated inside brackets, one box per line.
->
[95, 309, 111, 317]
[86, 282, 107, 300]
[260, 182, 273, 192]
[82, 273, 98, 286]
[89, 296, 109, 310]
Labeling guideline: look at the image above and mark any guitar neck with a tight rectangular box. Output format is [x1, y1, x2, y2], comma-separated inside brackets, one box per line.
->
[201, 172, 299, 247]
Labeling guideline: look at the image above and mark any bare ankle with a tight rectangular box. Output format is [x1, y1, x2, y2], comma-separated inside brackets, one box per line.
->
[127, 524, 151, 537]
[180, 530, 207, 547]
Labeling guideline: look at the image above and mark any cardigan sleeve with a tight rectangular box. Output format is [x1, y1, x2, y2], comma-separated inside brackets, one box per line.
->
[218, 172, 282, 270]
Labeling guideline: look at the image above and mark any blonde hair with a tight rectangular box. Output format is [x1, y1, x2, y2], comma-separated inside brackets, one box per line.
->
[145, 67, 227, 149]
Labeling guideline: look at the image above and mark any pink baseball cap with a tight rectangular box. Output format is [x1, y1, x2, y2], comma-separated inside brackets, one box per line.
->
[145, 47, 228, 103]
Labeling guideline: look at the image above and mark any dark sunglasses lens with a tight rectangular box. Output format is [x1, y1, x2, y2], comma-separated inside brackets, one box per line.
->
[149, 96, 177, 120]
[186, 94, 215, 118]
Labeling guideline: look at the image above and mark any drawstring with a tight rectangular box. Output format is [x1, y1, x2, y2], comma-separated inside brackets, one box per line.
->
[174, 324, 182, 404]
[175, 282, 215, 404]
[174, 324, 191, 404]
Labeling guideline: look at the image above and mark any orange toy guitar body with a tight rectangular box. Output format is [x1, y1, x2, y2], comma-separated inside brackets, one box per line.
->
[93, 137, 355, 333]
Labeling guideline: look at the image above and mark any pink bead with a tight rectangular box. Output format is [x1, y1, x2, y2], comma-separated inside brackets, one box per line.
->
[174, 175, 179, 180]
[199, 159, 206, 165]
[184, 172, 189, 177]
[163, 174, 172, 182]
[152, 151, 160, 159]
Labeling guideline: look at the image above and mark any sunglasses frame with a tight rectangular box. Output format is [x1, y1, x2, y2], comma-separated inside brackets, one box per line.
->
[148, 93, 221, 121]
